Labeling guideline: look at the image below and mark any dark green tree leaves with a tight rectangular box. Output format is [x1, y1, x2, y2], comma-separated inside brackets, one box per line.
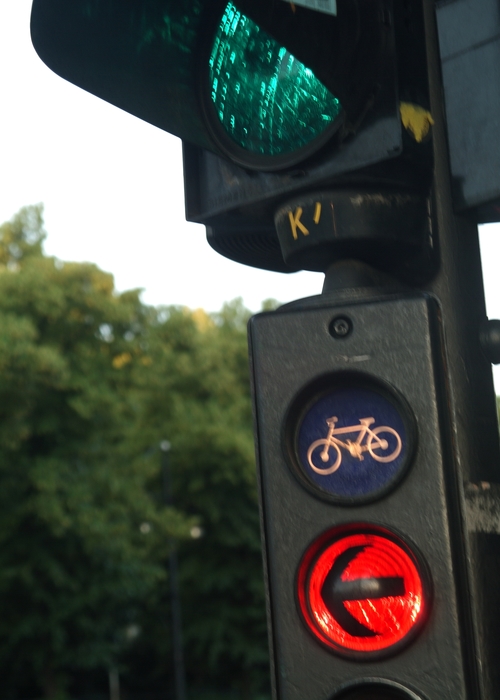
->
[0, 207, 190, 698]
[0, 207, 269, 700]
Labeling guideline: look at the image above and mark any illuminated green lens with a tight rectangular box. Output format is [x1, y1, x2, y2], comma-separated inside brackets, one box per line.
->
[208, 2, 342, 157]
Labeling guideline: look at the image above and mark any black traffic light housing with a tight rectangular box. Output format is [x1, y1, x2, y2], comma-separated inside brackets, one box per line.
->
[248, 293, 473, 700]
[184, 0, 435, 271]
[30, 0, 433, 272]
[30, 0, 414, 167]
[30, 0, 500, 270]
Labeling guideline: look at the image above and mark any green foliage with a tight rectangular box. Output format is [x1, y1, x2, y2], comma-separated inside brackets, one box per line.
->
[0, 204, 46, 268]
[0, 207, 191, 699]
[260, 298, 280, 312]
[124, 301, 269, 695]
[0, 207, 269, 699]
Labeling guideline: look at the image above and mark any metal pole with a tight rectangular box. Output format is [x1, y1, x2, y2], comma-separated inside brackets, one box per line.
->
[160, 440, 187, 700]
[109, 668, 120, 700]
[421, 3, 500, 696]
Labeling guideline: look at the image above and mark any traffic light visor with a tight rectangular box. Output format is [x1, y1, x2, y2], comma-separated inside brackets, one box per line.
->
[31, 0, 346, 170]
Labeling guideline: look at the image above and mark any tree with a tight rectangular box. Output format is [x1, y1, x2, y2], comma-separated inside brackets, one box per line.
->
[0, 206, 190, 699]
[122, 300, 270, 699]
[0, 206, 270, 700]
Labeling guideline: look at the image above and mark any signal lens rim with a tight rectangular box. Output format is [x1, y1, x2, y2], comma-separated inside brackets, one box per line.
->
[332, 678, 425, 700]
[296, 524, 432, 660]
[283, 370, 417, 506]
[200, 1, 345, 172]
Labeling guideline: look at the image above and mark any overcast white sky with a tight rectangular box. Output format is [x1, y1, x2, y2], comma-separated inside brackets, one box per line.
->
[1, 0, 500, 385]
[0, 0, 323, 313]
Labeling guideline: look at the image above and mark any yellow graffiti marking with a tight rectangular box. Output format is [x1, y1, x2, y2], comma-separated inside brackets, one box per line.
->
[289, 207, 309, 240]
[313, 202, 322, 224]
[400, 102, 435, 143]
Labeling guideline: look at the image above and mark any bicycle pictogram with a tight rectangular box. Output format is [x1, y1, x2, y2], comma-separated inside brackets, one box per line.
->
[307, 416, 402, 475]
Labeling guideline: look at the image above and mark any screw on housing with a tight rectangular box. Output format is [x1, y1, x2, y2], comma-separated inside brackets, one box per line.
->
[330, 316, 352, 338]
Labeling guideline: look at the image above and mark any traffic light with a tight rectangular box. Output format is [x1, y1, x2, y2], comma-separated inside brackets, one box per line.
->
[30, 0, 398, 169]
[29, 1, 500, 699]
[30, 0, 433, 271]
[249, 294, 474, 700]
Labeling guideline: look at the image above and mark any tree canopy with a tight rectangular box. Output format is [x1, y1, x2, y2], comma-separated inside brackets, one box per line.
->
[126, 300, 268, 697]
[0, 206, 269, 700]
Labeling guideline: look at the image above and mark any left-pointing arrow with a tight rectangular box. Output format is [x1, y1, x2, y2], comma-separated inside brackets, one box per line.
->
[298, 528, 427, 654]
[321, 545, 406, 637]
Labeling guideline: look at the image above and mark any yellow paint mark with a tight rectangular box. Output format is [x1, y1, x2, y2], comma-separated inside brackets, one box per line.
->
[400, 102, 434, 143]
[313, 202, 322, 224]
[112, 352, 132, 369]
[289, 207, 309, 240]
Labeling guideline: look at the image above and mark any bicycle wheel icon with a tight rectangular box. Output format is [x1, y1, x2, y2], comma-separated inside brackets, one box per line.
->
[307, 440, 342, 475]
[367, 426, 402, 462]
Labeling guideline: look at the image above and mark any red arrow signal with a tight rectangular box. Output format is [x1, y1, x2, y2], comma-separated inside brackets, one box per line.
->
[297, 527, 430, 657]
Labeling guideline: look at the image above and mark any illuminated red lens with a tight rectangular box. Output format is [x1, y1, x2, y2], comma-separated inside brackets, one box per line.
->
[297, 528, 427, 655]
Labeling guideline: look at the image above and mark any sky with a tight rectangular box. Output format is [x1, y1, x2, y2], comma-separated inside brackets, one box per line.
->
[1, 0, 500, 385]
[0, 0, 323, 314]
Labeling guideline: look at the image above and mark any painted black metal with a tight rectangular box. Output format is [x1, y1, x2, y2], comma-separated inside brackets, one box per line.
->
[480, 320, 500, 365]
[423, 2, 500, 693]
[436, 0, 500, 221]
[273, 190, 431, 273]
[185, 0, 435, 271]
[332, 679, 424, 700]
[248, 3, 500, 699]
[249, 294, 472, 699]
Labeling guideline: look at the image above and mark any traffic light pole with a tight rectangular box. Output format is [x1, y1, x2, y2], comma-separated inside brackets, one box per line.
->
[422, 0, 500, 478]
[248, 3, 500, 699]
[421, 1, 500, 696]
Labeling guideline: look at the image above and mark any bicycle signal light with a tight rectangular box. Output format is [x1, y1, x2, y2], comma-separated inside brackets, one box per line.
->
[288, 381, 415, 503]
[297, 526, 429, 656]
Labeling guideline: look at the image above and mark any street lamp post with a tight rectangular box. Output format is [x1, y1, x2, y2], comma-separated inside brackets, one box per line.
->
[160, 440, 187, 700]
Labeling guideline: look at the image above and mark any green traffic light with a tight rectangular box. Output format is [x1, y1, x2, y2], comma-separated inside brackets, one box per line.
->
[208, 2, 342, 163]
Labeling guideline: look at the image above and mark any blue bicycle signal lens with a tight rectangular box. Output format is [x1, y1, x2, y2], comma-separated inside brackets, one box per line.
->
[294, 384, 413, 503]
